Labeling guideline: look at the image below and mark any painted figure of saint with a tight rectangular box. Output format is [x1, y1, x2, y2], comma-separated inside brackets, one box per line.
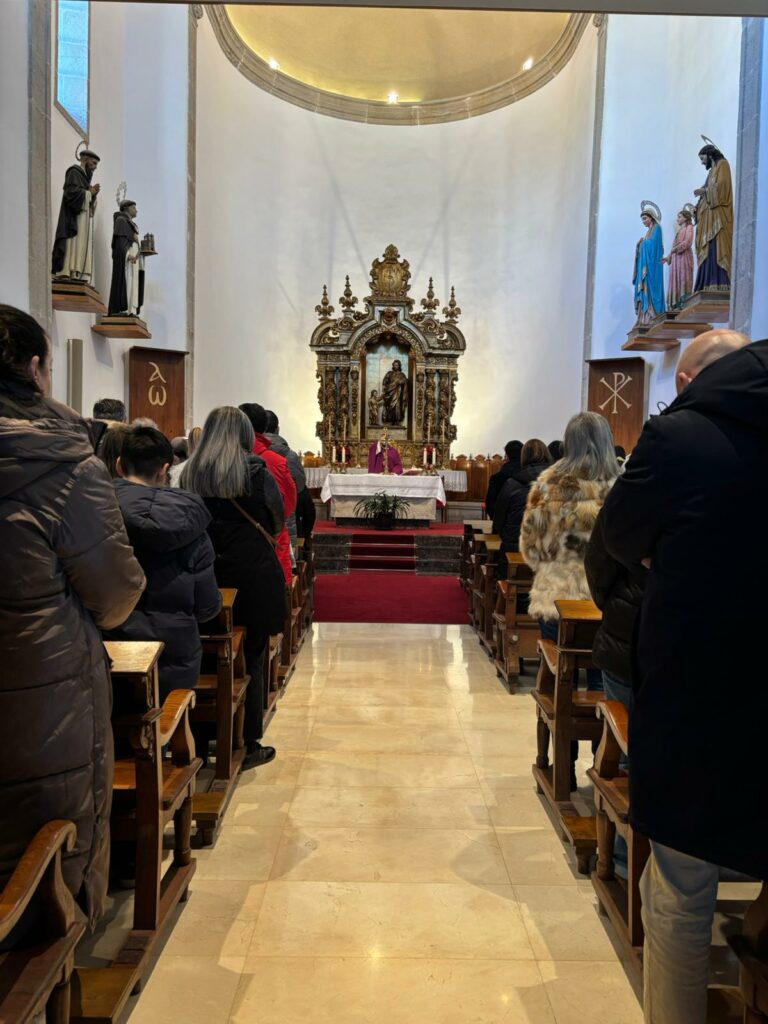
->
[662, 207, 695, 310]
[633, 201, 665, 325]
[381, 359, 408, 425]
[108, 200, 144, 316]
[693, 140, 733, 292]
[52, 148, 101, 282]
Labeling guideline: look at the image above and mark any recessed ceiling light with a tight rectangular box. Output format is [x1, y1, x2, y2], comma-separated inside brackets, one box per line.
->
[522, 57, 534, 71]
[268, 58, 280, 71]
[387, 91, 399, 105]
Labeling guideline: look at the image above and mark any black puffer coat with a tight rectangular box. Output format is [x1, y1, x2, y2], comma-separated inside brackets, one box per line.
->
[485, 453, 521, 519]
[106, 480, 222, 698]
[0, 387, 145, 926]
[601, 339, 768, 877]
[585, 505, 646, 685]
[492, 461, 550, 552]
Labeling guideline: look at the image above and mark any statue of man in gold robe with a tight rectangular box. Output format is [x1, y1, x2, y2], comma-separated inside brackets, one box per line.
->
[693, 142, 733, 293]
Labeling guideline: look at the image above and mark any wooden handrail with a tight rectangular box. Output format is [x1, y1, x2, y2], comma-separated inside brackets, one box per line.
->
[0, 821, 76, 940]
[597, 699, 630, 755]
[159, 689, 197, 747]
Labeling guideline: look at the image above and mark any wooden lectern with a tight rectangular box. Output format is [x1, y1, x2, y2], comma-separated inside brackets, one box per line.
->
[128, 347, 187, 438]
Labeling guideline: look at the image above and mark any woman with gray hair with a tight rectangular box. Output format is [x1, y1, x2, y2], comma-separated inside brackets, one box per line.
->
[181, 406, 286, 768]
[521, 412, 620, 788]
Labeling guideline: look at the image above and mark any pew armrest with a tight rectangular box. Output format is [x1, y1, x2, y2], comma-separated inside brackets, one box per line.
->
[0, 821, 77, 941]
[159, 689, 197, 764]
[594, 700, 629, 779]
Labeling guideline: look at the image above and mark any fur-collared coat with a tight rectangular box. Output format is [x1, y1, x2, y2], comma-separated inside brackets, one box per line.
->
[520, 465, 616, 622]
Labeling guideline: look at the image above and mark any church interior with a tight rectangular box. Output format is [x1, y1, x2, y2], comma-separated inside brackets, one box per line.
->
[1, 0, 767, 1022]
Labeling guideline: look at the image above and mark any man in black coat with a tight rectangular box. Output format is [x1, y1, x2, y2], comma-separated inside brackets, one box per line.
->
[599, 329, 762, 1023]
[106, 426, 222, 698]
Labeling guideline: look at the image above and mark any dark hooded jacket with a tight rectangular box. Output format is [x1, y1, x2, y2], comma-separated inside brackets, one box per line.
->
[585, 506, 646, 685]
[106, 480, 222, 698]
[492, 460, 550, 553]
[485, 447, 522, 519]
[0, 387, 145, 927]
[600, 339, 768, 877]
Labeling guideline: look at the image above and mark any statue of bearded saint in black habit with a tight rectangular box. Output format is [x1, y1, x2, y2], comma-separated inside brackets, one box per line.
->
[108, 200, 144, 316]
[381, 359, 409, 426]
[52, 148, 101, 282]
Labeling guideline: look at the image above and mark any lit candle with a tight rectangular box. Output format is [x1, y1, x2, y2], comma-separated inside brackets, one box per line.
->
[423, 446, 427, 466]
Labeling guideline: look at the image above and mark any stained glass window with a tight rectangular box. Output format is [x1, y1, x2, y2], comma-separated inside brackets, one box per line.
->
[56, 1, 90, 138]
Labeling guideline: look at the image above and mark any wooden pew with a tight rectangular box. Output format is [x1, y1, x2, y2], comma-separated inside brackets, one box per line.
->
[71, 641, 200, 1022]
[192, 589, 249, 845]
[587, 700, 649, 978]
[264, 632, 283, 727]
[279, 578, 301, 684]
[296, 537, 315, 632]
[531, 599, 603, 874]
[460, 520, 492, 593]
[493, 552, 539, 687]
[729, 883, 768, 1021]
[0, 821, 85, 1024]
[471, 536, 501, 642]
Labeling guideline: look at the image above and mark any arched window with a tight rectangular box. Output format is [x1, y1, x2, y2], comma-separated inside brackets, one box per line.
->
[55, 0, 90, 139]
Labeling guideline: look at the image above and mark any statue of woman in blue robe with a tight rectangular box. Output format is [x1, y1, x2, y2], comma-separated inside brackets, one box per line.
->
[633, 202, 665, 325]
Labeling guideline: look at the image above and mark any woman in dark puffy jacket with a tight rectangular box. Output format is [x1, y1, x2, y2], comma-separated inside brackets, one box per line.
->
[492, 438, 551, 578]
[181, 406, 286, 769]
[0, 305, 145, 931]
[106, 426, 222, 699]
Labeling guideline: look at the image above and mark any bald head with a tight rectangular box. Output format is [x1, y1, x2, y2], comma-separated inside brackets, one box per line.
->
[676, 329, 751, 395]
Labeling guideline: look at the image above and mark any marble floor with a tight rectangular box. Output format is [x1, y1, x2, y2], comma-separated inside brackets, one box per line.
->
[126, 623, 643, 1024]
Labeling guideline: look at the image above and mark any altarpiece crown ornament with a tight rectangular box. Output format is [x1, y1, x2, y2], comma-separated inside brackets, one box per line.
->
[309, 245, 466, 468]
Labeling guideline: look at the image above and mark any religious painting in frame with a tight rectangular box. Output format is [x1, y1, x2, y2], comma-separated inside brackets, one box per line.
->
[363, 336, 411, 441]
[128, 346, 187, 439]
[586, 357, 649, 453]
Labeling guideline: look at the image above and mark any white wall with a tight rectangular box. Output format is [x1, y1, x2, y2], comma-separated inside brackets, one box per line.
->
[590, 14, 742, 413]
[194, 17, 598, 454]
[50, 2, 188, 414]
[0, 0, 30, 309]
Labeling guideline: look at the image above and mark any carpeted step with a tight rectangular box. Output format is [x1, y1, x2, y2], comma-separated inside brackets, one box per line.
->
[314, 571, 466, 623]
[349, 555, 416, 571]
[351, 531, 414, 543]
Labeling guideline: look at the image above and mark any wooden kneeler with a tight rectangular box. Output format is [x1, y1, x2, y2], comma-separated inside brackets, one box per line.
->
[493, 553, 538, 688]
[478, 539, 503, 657]
[587, 700, 649, 979]
[531, 599, 603, 874]
[71, 641, 200, 1022]
[264, 632, 283, 726]
[192, 589, 250, 846]
[278, 578, 301, 684]
[0, 821, 85, 1024]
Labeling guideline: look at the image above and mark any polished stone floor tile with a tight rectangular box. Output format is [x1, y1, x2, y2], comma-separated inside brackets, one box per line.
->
[484, 789, 558, 830]
[462, 727, 538, 757]
[471, 754, 540, 791]
[161, 880, 265, 957]
[194, 827, 283, 881]
[247, 881, 534, 960]
[233, 752, 305, 786]
[269, 826, 510, 884]
[497, 828, 583, 886]
[297, 751, 479, 789]
[230, 957, 556, 1024]
[307, 723, 468, 755]
[538, 961, 643, 1022]
[288, 785, 491, 829]
[319, 686, 457, 707]
[313, 705, 462, 727]
[126, 956, 244, 1024]
[226, 785, 296, 828]
[515, 884, 620, 961]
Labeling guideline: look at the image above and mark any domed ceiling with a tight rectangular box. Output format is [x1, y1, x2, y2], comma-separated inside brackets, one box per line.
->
[208, 6, 590, 124]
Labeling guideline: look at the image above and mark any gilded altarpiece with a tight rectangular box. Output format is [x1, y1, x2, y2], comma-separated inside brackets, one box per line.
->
[310, 245, 467, 466]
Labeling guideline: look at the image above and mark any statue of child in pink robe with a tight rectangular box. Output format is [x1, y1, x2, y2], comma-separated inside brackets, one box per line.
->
[368, 437, 403, 475]
[663, 208, 695, 310]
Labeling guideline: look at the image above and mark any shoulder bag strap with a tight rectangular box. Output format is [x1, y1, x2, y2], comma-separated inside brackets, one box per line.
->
[230, 498, 278, 549]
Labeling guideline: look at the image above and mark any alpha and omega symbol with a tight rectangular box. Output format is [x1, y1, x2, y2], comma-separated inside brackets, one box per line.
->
[148, 361, 168, 407]
[598, 372, 632, 416]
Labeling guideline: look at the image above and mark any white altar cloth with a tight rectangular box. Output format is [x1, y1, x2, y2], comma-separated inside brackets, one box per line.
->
[308, 466, 466, 493]
[320, 473, 447, 507]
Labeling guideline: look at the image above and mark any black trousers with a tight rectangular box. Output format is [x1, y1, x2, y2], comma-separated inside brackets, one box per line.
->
[242, 632, 267, 743]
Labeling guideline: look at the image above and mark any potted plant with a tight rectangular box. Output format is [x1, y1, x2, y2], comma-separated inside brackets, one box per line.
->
[353, 491, 411, 530]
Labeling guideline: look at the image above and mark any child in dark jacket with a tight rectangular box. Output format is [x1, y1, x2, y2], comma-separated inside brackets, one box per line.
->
[105, 426, 221, 699]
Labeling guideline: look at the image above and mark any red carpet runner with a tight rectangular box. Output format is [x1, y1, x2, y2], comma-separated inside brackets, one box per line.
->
[349, 531, 416, 572]
[314, 572, 467, 625]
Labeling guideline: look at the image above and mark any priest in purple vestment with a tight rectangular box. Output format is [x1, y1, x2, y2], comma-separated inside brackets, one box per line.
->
[368, 436, 403, 475]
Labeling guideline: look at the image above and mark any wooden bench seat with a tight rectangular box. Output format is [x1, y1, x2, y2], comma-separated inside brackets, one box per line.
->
[0, 821, 85, 1024]
[492, 554, 539, 688]
[532, 599, 603, 875]
[113, 759, 201, 811]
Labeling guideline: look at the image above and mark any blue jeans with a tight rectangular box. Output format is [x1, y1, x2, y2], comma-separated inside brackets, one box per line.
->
[601, 670, 633, 876]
